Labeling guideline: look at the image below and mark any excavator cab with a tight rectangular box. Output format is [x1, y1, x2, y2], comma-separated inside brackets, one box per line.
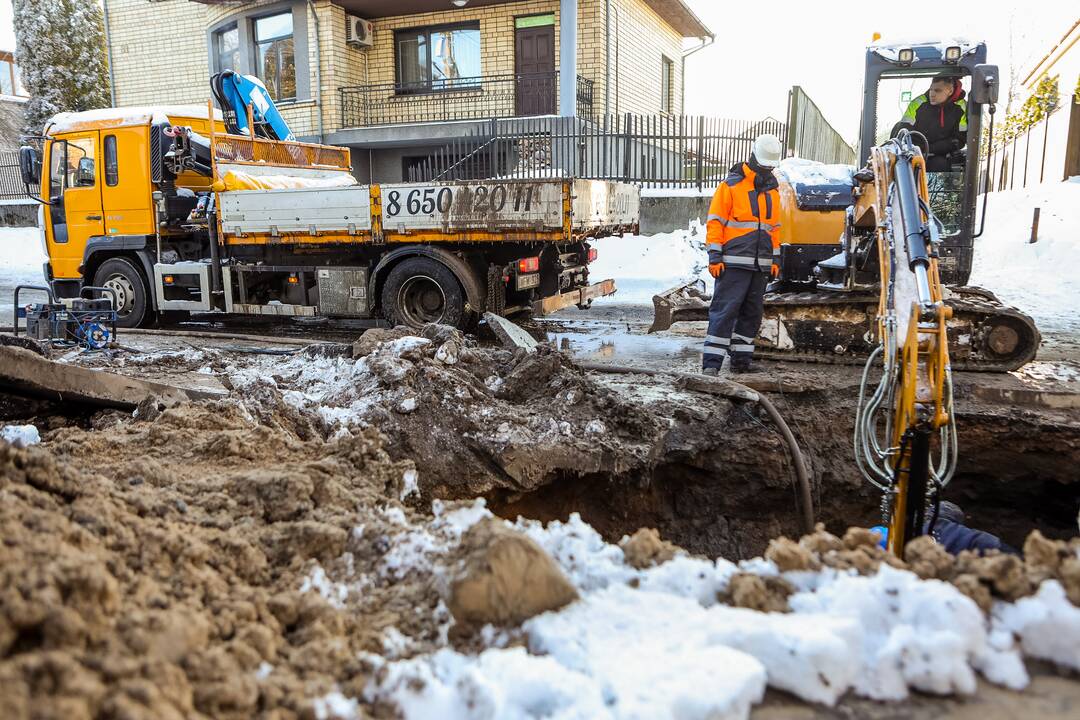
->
[858, 41, 995, 286]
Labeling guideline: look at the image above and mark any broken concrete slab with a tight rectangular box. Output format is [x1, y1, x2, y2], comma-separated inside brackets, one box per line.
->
[0, 345, 226, 410]
[484, 312, 539, 353]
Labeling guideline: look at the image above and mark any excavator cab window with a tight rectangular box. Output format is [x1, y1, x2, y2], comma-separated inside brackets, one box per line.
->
[874, 72, 968, 237]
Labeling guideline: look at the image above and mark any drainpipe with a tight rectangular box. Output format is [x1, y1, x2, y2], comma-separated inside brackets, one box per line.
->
[604, 0, 611, 116]
[102, 0, 117, 106]
[680, 35, 714, 116]
[307, 0, 324, 142]
[559, 0, 578, 117]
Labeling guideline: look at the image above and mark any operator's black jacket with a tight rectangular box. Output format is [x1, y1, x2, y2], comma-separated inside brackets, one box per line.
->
[896, 85, 968, 155]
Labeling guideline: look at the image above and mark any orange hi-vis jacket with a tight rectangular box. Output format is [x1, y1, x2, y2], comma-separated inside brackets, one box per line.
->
[706, 162, 782, 272]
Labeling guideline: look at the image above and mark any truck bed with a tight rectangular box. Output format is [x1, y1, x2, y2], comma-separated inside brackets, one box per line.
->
[217, 179, 638, 242]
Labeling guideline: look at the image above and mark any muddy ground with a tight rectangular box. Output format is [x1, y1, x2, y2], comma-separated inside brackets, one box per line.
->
[2, 310, 1080, 718]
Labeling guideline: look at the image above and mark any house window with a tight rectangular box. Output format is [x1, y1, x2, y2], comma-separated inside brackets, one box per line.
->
[0, 60, 13, 95]
[104, 135, 119, 187]
[254, 11, 296, 101]
[214, 23, 240, 73]
[396, 23, 481, 93]
[661, 56, 674, 113]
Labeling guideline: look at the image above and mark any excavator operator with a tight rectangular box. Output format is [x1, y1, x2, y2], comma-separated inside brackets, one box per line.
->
[892, 74, 967, 171]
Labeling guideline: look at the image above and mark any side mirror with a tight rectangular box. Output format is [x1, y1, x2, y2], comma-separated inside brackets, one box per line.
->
[970, 64, 1000, 105]
[18, 146, 40, 186]
[75, 156, 95, 186]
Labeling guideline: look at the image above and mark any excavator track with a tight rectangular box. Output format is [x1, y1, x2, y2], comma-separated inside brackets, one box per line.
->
[651, 283, 1040, 372]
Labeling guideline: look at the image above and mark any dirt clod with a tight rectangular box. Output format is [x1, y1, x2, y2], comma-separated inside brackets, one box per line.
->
[722, 573, 794, 613]
[447, 518, 578, 629]
[765, 536, 820, 573]
[620, 528, 681, 570]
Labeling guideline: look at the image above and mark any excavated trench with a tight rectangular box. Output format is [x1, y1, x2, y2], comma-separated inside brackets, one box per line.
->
[2, 332, 1079, 563]
[489, 379, 1080, 560]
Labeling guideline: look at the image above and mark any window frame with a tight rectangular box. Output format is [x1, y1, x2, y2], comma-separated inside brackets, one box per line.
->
[213, 22, 240, 74]
[394, 21, 482, 96]
[660, 56, 675, 114]
[104, 135, 119, 187]
[252, 10, 297, 102]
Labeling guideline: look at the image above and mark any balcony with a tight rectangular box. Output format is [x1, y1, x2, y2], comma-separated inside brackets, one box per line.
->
[339, 72, 594, 129]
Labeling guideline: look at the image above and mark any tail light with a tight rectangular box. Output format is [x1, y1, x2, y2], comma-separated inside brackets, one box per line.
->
[587, 248, 598, 263]
[517, 256, 540, 273]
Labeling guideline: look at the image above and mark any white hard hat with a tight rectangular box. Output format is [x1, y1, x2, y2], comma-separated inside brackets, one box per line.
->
[752, 133, 783, 168]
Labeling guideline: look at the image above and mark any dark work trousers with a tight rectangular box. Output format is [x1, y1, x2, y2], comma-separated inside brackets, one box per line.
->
[702, 268, 769, 370]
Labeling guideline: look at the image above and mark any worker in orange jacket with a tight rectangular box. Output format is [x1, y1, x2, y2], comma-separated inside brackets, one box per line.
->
[702, 134, 783, 375]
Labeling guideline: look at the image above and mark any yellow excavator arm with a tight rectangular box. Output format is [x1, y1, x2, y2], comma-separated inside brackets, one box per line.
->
[853, 130, 957, 556]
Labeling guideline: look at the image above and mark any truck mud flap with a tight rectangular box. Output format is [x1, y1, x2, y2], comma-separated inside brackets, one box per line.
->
[649, 280, 711, 333]
[531, 279, 616, 316]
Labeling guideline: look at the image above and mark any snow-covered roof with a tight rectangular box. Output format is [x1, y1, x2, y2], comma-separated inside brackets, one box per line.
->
[45, 104, 223, 134]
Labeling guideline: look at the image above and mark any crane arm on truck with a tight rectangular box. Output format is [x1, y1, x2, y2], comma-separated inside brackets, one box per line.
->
[210, 70, 295, 142]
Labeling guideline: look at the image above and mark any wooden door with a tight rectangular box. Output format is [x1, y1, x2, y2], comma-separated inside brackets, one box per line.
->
[515, 24, 555, 116]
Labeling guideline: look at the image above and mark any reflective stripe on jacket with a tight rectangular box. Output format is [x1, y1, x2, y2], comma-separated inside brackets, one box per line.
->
[706, 162, 781, 272]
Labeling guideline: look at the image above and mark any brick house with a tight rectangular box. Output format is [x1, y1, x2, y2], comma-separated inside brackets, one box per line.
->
[102, 0, 711, 181]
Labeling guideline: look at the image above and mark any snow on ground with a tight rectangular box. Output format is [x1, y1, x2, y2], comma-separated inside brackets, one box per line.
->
[0, 224, 48, 322]
[969, 178, 1080, 336]
[331, 505, 1080, 719]
[1, 424, 41, 447]
[590, 221, 711, 304]
[593, 172, 1080, 342]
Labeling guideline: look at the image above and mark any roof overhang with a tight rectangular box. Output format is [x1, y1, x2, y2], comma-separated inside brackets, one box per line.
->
[192, 0, 712, 38]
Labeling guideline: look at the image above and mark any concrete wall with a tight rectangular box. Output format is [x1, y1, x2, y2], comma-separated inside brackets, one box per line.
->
[638, 193, 709, 235]
[0, 202, 37, 227]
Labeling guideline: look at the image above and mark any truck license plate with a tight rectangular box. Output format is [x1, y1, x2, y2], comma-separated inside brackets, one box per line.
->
[516, 273, 540, 291]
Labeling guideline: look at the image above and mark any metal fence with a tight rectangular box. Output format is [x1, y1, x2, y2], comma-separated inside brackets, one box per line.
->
[0, 150, 26, 200]
[404, 113, 788, 190]
[786, 86, 856, 166]
[340, 72, 594, 128]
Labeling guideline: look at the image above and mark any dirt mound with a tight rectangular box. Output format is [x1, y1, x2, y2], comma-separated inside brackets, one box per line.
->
[0, 403, 458, 720]
[221, 326, 671, 502]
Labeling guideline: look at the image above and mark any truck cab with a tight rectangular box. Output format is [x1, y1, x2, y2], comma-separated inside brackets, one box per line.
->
[26, 106, 222, 325]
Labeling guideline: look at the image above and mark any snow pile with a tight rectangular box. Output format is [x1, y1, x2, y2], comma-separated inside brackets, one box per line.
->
[359, 509, 1080, 719]
[590, 221, 711, 304]
[1, 424, 41, 447]
[969, 179, 1080, 335]
[776, 157, 855, 186]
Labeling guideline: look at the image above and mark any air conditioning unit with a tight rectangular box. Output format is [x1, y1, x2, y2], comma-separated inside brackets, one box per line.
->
[346, 16, 374, 48]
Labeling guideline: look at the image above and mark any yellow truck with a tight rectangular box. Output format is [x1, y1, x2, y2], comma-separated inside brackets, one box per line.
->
[17, 105, 637, 329]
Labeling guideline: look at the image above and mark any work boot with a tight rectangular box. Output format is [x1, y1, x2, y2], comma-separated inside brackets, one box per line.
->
[729, 360, 753, 374]
[702, 367, 719, 377]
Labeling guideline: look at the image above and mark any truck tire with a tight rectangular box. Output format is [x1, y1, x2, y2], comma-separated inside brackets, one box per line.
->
[381, 256, 468, 330]
[93, 257, 149, 328]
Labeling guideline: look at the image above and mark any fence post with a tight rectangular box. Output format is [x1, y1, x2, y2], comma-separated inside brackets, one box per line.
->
[695, 116, 705, 192]
[622, 113, 633, 183]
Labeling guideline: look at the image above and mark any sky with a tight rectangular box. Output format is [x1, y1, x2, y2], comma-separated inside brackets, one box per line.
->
[0, 0, 1074, 141]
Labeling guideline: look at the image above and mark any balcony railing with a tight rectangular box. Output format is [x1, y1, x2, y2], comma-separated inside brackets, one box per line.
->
[339, 72, 595, 129]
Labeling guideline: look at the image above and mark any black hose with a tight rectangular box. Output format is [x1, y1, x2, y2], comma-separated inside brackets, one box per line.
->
[578, 362, 815, 535]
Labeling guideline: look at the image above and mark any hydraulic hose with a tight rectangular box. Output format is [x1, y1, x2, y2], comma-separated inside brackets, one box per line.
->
[578, 362, 815, 535]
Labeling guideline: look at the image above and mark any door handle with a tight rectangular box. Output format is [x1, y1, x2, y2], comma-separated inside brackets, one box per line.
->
[86, 214, 102, 221]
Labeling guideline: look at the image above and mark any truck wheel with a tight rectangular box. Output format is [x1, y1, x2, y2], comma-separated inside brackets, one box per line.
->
[381, 256, 467, 330]
[93, 257, 149, 328]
